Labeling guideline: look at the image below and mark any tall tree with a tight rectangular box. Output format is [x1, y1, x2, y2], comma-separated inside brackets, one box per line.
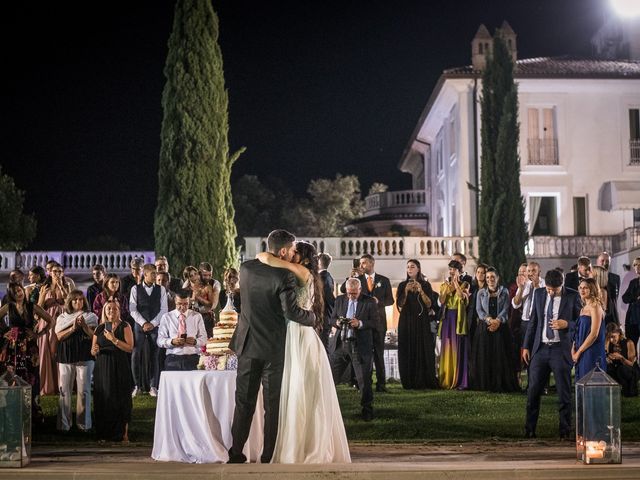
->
[478, 34, 527, 284]
[155, 0, 243, 277]
[0, 167, 36, 250]
[290, 174, 365, 237]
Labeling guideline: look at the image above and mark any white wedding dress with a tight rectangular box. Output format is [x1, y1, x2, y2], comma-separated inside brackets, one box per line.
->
[271, 277, 351, 463]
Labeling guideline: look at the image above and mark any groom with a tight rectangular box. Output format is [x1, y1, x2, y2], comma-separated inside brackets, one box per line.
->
[228, 229, 316, 464]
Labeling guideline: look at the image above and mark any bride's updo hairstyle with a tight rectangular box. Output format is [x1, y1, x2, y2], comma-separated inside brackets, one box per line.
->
[295, 241, 325, 332]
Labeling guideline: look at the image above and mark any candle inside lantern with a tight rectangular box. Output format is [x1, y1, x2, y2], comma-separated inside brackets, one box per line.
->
[585, 440, 606, 459]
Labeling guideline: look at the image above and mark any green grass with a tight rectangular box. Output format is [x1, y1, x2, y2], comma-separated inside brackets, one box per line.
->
[34, 383, 640, 445]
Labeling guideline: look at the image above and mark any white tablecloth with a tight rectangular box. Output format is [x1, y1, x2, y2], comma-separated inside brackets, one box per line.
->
[151, 370, 264, 463]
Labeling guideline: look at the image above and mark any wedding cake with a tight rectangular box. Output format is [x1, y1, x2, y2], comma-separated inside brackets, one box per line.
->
[198, 294, 239, 371]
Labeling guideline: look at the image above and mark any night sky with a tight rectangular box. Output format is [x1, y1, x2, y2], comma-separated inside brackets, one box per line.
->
[2, 0, 605, 249]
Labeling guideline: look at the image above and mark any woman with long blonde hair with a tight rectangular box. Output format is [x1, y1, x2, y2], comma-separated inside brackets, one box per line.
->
[591, 265, 618, 326]
[572, 278, 606, 380]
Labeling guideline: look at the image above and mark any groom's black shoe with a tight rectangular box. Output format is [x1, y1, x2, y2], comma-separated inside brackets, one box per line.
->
[362, 410, 374, 422]
[227, 448, 247, 464]
[376, 385, 388, 393]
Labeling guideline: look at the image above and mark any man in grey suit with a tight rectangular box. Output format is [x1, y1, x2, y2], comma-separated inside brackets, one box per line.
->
[228, 230, 316, 464]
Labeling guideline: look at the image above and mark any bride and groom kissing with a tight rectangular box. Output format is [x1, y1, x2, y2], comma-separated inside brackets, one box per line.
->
[228, 229, 351, 464]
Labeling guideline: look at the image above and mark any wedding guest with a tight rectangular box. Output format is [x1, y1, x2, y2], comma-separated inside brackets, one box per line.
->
[622, 257, 640, 347]
[508, 263, 528, 381]
[357, 254, 394, 393]
[157, 289, 207, 371]
[86, 264, 106, 310]
[0, 282, 53, 422]
[467, 263, 488, 345]
[91, 300, 134, 443]
[183, 265, 216, 337]
[523, 269, 581, 439]
[573, 278, 606, 381]
[156, 272, 176, 311]
[596, 252, 620, 305]
[120, 258, 144, 299]
[2, 269, 25, 305]
[220, 267, 241, 313]
[451, 252, 473, 285]
[512, 262, 545, 368]
[55, 290, 99, 432]
[37, 263, 70, 395]
[606, 324, 639, 397]
[330, 277, 377, 421]
[591, 265, 618, 326]
[25, 266, 46, 304]
[130, 264, 168, 397]
[470, 267, 518, 392]
[199, 261, 222, 323]
[318, 253, 335, 352]
[155, 256, 182, 293]
[93, 273, 130, 322]
[565, 256, 591, 291]
[438, 259, 470, 390]
[396, 259, 437, 389]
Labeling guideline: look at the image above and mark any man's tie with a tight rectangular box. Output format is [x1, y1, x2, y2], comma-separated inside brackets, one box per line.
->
[178, 313, 186, 337]
[367, 275, 374, 292]
[545, 294, 555, 340]
[346, 300, 356, 319]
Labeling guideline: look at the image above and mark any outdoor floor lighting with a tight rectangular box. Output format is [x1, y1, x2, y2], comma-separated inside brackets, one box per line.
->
[575, 365, 622, 464]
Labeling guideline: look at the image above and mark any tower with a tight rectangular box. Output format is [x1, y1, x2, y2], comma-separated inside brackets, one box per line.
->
[471, 24, 492, 71]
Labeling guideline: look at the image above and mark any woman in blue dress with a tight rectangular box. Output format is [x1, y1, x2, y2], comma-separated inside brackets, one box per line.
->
[573, 278, 606, 381]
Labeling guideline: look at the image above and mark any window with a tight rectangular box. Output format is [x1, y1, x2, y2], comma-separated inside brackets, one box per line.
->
[436, 138, 444, 174]
[527, 107, 558, 165]
[530, 196, 558, 236]
[448, 118, 456, 158]
[573, 197, 587, 236]
[630, 108, 640, 165]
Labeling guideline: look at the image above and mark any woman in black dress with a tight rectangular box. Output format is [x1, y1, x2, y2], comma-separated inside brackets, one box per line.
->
[606, 324, 639, 397]
[470, 267, 518, 392]
[396, 259, 438, 389]
[0, 282, 54, 421]
[91, 299, 134, 442]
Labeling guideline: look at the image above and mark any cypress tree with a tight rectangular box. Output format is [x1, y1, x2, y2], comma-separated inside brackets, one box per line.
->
[155, 0, 244, 277]
[478, 34, 527, 284]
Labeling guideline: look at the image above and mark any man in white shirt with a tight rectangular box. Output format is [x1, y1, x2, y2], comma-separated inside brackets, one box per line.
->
[158, 289, 207, 371]
[130, 264, 168, 397]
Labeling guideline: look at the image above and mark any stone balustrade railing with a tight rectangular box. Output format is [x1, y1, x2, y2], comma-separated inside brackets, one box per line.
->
[0, 251, 155, 273]
[244, 236, 475, 260]
[525, 236, 614, 258]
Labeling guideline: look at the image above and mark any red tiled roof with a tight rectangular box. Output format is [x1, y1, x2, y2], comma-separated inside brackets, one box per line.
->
[444, 56, 640, 79]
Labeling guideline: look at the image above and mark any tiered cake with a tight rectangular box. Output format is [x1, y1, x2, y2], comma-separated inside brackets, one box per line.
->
[199, 294, 238, 371]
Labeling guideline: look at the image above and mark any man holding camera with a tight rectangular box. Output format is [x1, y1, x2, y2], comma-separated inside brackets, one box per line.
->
[157, 289, 207, 371]
[330, 277, 378, 421]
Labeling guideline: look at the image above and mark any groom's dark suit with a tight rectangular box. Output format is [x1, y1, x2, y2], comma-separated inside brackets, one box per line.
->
[229, 258, 315, 463]
[523, 286, 581, 437]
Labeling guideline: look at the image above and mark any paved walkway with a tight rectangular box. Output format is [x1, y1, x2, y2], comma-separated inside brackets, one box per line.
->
[2, 442, 639, 479]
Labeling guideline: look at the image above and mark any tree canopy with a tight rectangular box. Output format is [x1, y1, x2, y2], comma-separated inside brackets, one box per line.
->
[478, 34, 527, 284]
[0, 167, 36, 250]
[154, 0, 243, 277]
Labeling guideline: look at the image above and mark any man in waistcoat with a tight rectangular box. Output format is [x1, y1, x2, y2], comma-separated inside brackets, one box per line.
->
[130, 263, 168, 397]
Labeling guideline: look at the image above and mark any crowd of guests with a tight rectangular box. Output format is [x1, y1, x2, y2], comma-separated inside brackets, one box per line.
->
[0, 257, 240, 442]
[1, 248, 639, 439]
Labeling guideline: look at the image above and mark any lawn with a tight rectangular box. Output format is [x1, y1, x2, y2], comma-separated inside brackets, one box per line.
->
[34, 381, 640, 445]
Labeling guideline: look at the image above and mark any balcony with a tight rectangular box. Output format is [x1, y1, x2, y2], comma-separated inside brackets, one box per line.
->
[363, 189, 427, 217]
[527, 138, 558, 165]
[631, 139, 640, 166]
[0, 250, 155, 273]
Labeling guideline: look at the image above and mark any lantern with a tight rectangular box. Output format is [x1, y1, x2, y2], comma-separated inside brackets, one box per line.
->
[575, 365, 621, 464]
[0, 371, 31, 467]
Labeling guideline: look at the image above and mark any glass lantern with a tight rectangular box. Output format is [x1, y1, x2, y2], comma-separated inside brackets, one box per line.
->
[575, 365, 621, 464]
[0, 371, 31, 468]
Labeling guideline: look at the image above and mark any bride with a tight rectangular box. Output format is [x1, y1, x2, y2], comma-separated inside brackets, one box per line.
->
[257, 240, 351, 463]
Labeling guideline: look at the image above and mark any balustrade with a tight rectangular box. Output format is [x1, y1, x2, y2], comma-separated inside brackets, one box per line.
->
[0, 251, 155, 273]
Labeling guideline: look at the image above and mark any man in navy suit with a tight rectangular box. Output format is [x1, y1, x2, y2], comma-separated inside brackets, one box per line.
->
[331, 277, 378, 421]
[522, 269, 581, 440]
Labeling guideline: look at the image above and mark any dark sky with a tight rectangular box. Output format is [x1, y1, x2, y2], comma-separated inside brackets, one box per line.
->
[1, 0, 606, 249]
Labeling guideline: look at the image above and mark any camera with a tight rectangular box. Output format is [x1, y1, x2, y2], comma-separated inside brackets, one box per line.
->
[337, 316, 356, 342]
